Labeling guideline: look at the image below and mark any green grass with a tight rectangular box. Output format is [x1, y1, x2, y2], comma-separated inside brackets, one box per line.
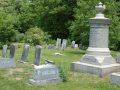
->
[0, 43, 120, 90]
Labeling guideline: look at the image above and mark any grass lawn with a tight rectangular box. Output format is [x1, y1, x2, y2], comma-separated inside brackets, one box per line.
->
[0, 43, 120, 90]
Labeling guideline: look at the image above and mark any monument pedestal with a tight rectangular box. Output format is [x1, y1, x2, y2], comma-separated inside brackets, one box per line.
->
[70, 2, 120, 76]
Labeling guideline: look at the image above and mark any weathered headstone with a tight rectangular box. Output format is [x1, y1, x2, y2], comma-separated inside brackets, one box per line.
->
[110, 73, 120, 84]
[51, 44, 54, 49]
[48, 44, 52, 49]
[33, 45, 42, 66]
[71, 2, 120, 76]
[2, 45, 7, 57]
[79, 44, 83, 49]
[71, 41, 75, 48]
[0, 58, 16, 68]
[10, 43, 15, 58]
[56, 38, 61, 49]
[19, 44, 30, 63]
[29, 60, 62, 85]
[44, 44, 47, 48]
[61, 39, 67, 50]
[18, 44, 21, 48]
[116, 54, 120, 63]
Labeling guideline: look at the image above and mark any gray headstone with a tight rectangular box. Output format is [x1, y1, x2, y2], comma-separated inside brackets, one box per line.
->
[29, 63, 62, 85]
[51, 44, 54, 49]
[10, 44, 15, 58]
[18, 44, 21, 48]
[61, 39, 67, 50]
[79, 44, 83, 49]
[20, 44, 30, 63]
[44, 44, 47, 48]
[116, 54, 120, 63]
[2, 45, 7, 57]
[71, 41, 75, 48]
[56, 38, 61, 49]
[0, 58, 16, 68]
[48, 44, 52, 49]
[34, 45, 42, 66]
[110, 73, 120, 84]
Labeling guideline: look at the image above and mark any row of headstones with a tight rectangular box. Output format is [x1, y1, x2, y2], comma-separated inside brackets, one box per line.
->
[18, 44, 42, 66]
[44, 38, 83, 50]
[18, 44, 62, 85]
[2, 44, 62, 85]
[2, 44, 42, 66]
[2, 44, 15, 58]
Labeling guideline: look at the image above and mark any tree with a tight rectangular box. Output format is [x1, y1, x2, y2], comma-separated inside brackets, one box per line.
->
[0, 11, 17, 47]
[24, 27, 51, 45]
[33, 0, 76, 40]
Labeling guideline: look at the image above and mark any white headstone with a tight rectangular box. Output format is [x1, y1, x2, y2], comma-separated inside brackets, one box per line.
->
[71, 41, 75, 48]
[61, 39, 67, 50]
[2, 45, 7, 57]
[56, 38, 61, 49]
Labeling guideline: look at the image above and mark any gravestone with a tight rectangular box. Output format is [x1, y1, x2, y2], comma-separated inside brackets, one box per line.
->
[10, 43, 15, 58]
[71, 2, 120, 76]
[56, 38, 61, 49]
[51, 44, 54, 49]
[61, 39, 67, 50]
[44, 44, 47, 48]
[18, 44, 21, 48]
[33, 45, 42, 66]
[75, 44, 78, 48]
[71, 41, 75, 48]
[110, 73, 120, 84]
[19, 44, 30, 63]
[116, 54, 120, 63]
[2, 45, 7, 57]
[48, 44, 52, 49]
[0, 44, 16, 68]
[29, 60, 62, 85]
[79, 44, 83, 49]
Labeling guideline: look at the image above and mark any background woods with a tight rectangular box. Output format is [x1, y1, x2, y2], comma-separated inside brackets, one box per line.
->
[0, 0, 120, 50]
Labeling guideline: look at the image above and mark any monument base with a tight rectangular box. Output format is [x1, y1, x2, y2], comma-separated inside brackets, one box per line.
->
[71, 62, 120, 77]
[0, 58, 16, 68]
[29, 78, 63, 85]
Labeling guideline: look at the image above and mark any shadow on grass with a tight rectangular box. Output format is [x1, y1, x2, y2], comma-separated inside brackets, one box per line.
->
[66, 50, 85, 55]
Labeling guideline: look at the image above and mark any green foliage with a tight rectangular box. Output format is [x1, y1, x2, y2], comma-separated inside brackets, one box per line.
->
[59, 65, 69, 82]
[0, 11, 17, 48]
[24, 27, 51, 45]
[34, 0, 76, 39]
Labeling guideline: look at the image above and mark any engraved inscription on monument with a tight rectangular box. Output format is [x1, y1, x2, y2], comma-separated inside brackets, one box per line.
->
[89, 28, 108, 48]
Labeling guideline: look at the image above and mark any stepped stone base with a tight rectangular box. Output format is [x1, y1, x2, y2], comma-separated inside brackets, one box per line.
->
[29, 78, 63, 85]
[71, 62, 120, 77]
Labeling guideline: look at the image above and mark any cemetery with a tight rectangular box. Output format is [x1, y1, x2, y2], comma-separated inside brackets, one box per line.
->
[0, 0, 120, 90]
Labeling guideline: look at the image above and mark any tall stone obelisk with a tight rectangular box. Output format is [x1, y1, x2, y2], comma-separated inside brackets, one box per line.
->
[71, 2, 120, 76]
